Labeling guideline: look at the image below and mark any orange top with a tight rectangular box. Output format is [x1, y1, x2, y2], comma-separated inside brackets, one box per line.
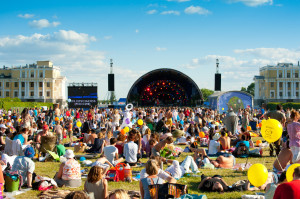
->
[0, 165, 4, 184]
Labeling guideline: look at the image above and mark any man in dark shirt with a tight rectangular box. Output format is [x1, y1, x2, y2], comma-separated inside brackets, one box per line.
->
[264, 104, 286, 156]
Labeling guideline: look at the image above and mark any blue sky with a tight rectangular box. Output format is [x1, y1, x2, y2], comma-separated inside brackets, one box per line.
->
[0, 0, 299, 99]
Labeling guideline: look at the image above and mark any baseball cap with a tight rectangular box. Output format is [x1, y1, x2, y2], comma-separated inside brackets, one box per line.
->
[25, 146, 35, 158]
[64, 149, 75, 159]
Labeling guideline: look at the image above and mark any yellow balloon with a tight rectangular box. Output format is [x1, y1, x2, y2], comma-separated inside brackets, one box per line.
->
[124, 126, 129, 133]
[261, 119, 283, 143]
[286, 163, 300, 182]
[137, 119, 143, 126]
[247, 163, 268, 187]
[76, 121, 82, 128]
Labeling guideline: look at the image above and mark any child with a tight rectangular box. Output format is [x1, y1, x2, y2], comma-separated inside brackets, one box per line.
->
[84, 166, 108, 199]
[105, 130, 113, 146]
[54, 121, 63, 144]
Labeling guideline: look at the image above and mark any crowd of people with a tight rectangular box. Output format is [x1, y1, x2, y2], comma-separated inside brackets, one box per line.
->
[0, 104, 299, 198]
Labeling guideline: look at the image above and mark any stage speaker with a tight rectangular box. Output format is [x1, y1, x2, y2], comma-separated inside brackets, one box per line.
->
[215, 73, 221, 91]
[108, 74, 115, 91]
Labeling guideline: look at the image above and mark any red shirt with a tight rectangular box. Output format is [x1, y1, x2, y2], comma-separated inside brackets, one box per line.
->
[274, 180, 300, 199]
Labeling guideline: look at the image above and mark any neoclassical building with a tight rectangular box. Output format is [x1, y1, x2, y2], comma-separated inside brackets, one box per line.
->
[0, 61, 66, 104]
[254, 62, 300, 105]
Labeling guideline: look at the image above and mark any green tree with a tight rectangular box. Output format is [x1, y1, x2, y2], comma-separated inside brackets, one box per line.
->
[200, 88, 214, 101]
[241, 82, 255, 96]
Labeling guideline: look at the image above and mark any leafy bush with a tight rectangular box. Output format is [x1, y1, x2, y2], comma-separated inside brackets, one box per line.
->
[267, 102, 300, 111]
[0, 98, 53, 110]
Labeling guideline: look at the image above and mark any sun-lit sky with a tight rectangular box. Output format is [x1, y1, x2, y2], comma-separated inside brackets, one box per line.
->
[0, 0, 299, 99]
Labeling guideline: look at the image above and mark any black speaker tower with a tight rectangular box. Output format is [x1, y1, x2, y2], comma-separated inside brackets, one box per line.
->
[214, 59, 221, 91]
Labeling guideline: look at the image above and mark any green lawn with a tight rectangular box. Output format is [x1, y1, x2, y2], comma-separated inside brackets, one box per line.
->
[15, 137, 275, 199]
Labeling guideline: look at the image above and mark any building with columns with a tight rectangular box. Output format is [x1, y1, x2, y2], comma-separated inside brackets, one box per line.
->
[253, 62, 300, 106]
[0, 61, 66, 104]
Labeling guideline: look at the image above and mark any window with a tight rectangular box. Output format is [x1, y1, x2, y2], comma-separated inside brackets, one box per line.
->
[39, 72, 43, 78]
[288, 92, 291, 97]
[271, 92, 275, 98]
[287, 73, 291, 78]
[295, 73, 299, 78]
[47, 91, 50, 97]
[288, 82, 291, 88]
[6, 92, 9, 97]
[0, 82, 1, 87]
[22, 72, 25, 78]
[31, 71, 34, 78]
[39, 92, 42, 97]
[279, 72, 282, 78]
[297, 82, 299, 88]
[39, 82, 43, 87]
[14, 91, 18, 97]
[0, 92, 1, 97]
[14, 82, 18, 87]
[279, 92, 283, 97]
[30, 91, 34, 97]
[6, 82, 9, 87]
[279, 82, 283, 88]
[297, 92, 299, 97]
[21, 91, 25, 97]
[22, 82, 25, 88]
[30, 82, 34, 87]
[47, 82, 50, 87]
[271, 82, 274, 87]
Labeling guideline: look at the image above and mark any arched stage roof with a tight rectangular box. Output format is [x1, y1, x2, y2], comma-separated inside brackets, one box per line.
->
[127, 68, 203, 106]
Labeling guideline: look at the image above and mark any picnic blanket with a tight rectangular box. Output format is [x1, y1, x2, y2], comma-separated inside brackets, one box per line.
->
[39, 190, 71, 199]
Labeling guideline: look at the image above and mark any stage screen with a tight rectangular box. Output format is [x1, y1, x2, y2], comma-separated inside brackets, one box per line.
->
[68, 86, 98, 108]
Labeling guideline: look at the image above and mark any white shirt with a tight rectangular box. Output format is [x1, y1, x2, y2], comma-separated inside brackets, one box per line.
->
[103, 145, 118, 165]
[208, 140, 220, 155]
[123, 141, 138, 163]
[165, 160, 185, 179]
[140, 168, 171, 180]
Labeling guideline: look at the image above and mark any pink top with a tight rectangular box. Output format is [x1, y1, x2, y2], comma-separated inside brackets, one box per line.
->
[287, 122, 300, 147]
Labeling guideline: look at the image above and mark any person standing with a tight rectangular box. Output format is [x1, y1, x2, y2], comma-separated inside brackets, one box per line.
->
[223, 108, 239, 136]
[264, 105, 286, 156]
[287, 110, 300, 163]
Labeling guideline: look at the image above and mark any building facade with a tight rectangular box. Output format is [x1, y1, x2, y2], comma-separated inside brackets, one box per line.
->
[254, 63, 300, 105]
[0, 61, 66, 104]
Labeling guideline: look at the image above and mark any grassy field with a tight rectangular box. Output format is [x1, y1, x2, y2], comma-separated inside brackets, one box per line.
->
[15, 136, 275, 199]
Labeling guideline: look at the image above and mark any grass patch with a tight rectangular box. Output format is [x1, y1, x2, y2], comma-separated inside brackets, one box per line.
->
[16, 137, 274, 199]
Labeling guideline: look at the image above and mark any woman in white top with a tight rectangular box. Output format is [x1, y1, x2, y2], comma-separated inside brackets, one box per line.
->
[208, 132, 220, 155]
[112, 110, 120, 132]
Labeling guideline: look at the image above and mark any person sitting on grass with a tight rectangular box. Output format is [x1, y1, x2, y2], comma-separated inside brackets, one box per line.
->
[140, 156, 177, 183]
[151, 136, 173, 157]
[84, 166, 108, 199]
[103, 138, 124, 166]
[273, 139, 292, 174]
[218, 129, 230, 151]
[86, 131, 106, 154]
[123, 133, 138, 166]
[140, 159, 164, 199]
[273, 166, 300, 199]
[207, 132, 220, 156]
[85, 129, 98, 145]
[54, 149, 81, 188]
[92, 154, 113, 174]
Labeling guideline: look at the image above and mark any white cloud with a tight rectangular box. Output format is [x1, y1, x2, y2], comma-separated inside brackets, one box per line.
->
[167, 0, 190, 2]
[161, 10, 180, 15]
[29, 19, 60, 29]
[147, 9, 158, 14]
[184, 6, 211, 15]
[156, 47, 167, 51]
[228, 0, 273, 7]
[18, 14, 34, 19]
[104, 36, 112, 40]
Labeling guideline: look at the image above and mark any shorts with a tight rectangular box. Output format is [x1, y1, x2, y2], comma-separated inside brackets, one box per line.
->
[290, 146, 300, 163]
[57, 133, 62, 141]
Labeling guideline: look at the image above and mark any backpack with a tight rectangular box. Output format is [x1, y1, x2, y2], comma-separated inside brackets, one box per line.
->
[105, 169, 119, 182]
[234, 143, 249, 157]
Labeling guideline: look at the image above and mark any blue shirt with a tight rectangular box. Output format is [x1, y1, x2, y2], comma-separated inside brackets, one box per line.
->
[123, 141, 138, 163]
[13, 134, 25, 145]
[236, 140, 250, 148]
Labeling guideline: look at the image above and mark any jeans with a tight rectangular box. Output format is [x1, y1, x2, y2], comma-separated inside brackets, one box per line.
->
[181, 156, 198, 173]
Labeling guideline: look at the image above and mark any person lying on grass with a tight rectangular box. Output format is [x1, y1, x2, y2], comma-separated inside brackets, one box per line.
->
[198, 174, 259, 192]
[190, 147, 235, 169]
